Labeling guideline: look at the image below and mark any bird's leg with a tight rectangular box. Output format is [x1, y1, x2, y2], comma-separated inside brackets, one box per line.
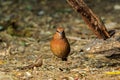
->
[62, 57, 67, 61]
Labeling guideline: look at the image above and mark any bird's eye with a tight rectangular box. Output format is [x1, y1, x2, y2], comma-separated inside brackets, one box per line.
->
[56, 30, 60, 33]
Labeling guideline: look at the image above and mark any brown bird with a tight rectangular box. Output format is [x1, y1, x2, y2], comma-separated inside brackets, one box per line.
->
[50, 27, 70, 61]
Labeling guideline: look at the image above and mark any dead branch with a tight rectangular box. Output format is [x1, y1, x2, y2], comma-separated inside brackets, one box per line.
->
[67, 0, 114, 40]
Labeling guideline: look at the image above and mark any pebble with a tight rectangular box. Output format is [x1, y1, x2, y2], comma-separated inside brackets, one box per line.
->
[0, 26, 4, 31]
[38, 10, 45, 16]
[22, 72, 32, 79]
[114, 4, 120, 10]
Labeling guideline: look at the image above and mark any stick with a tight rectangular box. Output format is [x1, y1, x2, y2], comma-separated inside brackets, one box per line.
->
[67, 0, 112, 40]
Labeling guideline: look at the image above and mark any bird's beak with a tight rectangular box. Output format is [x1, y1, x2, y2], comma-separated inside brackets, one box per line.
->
[59, 31, 63, 35]
[56, 30, 63, 35]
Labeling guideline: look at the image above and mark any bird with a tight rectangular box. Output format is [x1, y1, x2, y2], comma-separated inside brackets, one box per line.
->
[50, 27, 70, 61]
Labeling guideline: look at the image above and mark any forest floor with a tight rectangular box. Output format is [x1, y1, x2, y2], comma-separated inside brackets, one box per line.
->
[0, 0, 120, 80]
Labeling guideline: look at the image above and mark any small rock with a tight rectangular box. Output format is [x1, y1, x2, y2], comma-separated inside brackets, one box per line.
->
[38, 10, 45, 16]
[0, 26, 4, 31]
[114, 4, 120, 10]
[23, 72, 32, 79]
[86, 47, 91, 51]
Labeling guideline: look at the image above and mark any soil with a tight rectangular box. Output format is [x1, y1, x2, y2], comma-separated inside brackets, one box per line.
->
[0, 0, 120, 80]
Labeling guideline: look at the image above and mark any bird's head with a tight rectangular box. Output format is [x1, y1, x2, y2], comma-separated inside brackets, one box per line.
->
[53, 27, 65, 39]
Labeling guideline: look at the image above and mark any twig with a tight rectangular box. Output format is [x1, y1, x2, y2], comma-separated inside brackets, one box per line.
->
[17, 56, 42, 70]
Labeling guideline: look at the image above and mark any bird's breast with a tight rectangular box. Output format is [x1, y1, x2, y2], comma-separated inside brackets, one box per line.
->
[50, 38, 70, 58]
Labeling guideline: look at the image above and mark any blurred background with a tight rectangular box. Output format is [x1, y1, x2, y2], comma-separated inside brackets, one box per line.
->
[0, 0, 120, 38]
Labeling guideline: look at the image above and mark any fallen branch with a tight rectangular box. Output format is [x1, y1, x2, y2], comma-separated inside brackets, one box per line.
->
[67, 0, 114, 40]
